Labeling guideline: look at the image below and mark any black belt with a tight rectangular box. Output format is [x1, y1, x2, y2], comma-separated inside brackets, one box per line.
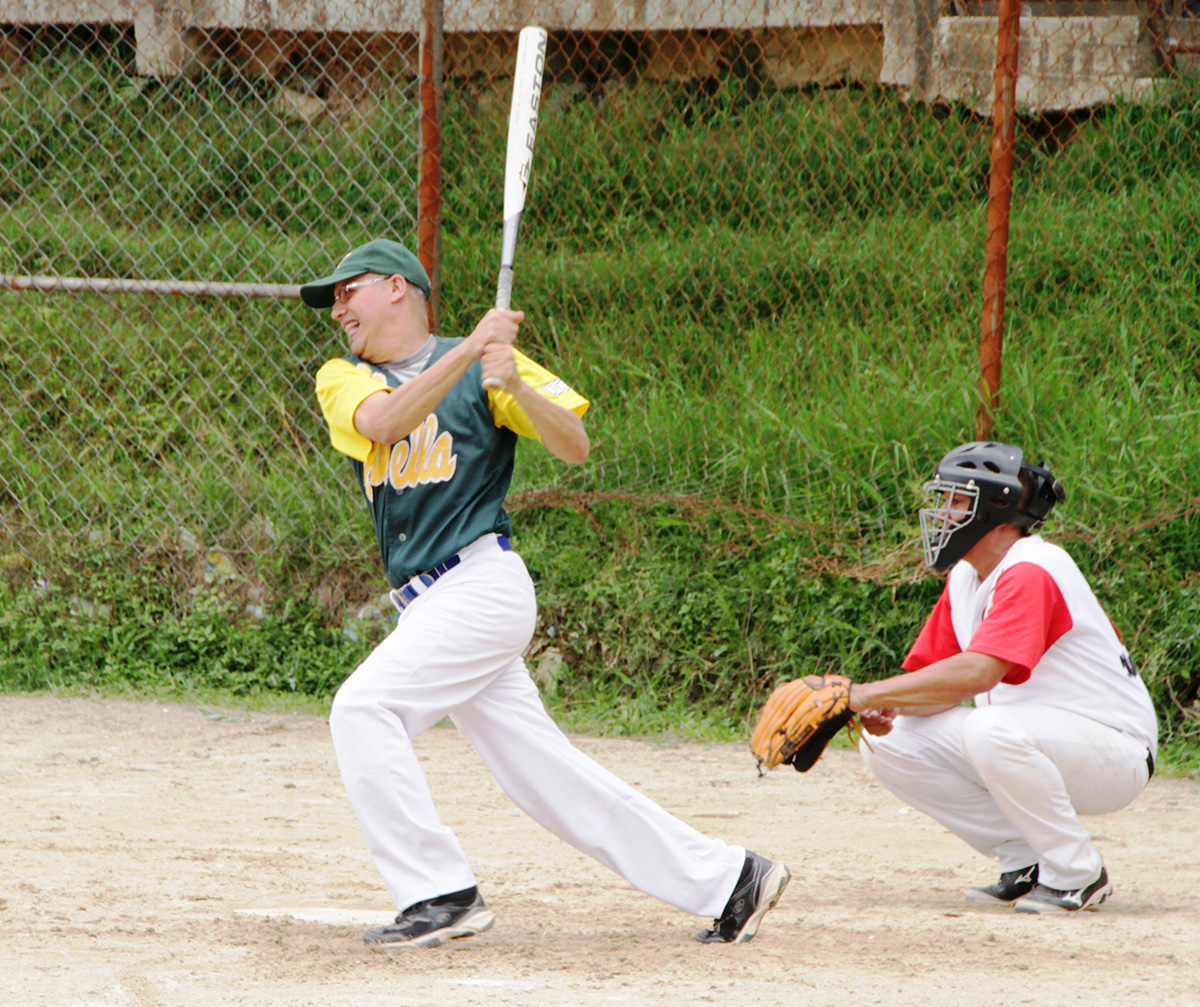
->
[390, 535, 511, 612]
[1146, 749, 1155, 779]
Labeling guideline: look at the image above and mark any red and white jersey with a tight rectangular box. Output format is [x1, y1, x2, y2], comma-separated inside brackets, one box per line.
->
[903, 535, 1158, 754]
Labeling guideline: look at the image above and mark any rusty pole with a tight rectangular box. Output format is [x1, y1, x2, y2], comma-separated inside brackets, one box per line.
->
[976, 0, 1023, 441]
[418, 0, 445, 333]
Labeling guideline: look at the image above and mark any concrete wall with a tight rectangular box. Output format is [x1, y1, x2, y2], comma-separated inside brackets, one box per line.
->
[0, 0, 887, 84]
[0, 0, 1182, 107]
[931, 14, 1158, 112]
[0, 0, 883, 33]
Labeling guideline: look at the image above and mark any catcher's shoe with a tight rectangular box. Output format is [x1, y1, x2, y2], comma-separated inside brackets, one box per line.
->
[363, 887, 495, 948]
[694, 851, 791, 944]
[1013, 867, 1112, 914]
[964, 864, 1039, 905]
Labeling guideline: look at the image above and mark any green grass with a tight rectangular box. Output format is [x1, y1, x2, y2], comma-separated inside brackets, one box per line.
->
[1, 43, 1198, 748]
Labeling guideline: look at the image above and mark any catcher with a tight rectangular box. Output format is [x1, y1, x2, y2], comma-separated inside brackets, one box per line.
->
[752, 441, 1158, 914]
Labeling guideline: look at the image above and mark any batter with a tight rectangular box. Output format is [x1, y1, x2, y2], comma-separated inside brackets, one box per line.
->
[300, 238, 790, 948]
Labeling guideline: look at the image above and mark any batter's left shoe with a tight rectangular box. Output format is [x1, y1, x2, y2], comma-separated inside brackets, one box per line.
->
[694, 851, 791, 944]
[363, 887, 495, 948]
[1013, 867, 1112, 914]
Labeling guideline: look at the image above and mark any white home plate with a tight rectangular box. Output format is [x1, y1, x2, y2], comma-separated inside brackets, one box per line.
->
[236, 907, 396, 926]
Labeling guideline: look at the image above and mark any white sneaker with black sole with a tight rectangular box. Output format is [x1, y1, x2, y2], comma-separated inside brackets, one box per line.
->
[1014, 867, 1112, 914]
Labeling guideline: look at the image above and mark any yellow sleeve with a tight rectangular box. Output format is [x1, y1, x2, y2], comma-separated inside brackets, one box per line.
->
[487, 349, 590, 441]
[314, 359, 389, 462]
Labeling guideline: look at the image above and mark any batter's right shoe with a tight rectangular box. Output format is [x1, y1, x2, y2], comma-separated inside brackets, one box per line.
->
[363, 886, 495, 949]
[694, 851, 791, 944]
[964, 864, 1039, 905]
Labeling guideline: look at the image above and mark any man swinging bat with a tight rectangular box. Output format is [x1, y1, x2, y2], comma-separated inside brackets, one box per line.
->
[299, 237, 790, 948]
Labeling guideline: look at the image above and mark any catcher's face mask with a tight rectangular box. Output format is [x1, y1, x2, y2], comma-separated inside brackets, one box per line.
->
[919, 479, 982, 570]
[917, 440, 1059, 572]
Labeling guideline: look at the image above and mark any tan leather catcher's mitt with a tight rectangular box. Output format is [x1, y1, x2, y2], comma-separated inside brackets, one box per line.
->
[750, 674, 860, 773]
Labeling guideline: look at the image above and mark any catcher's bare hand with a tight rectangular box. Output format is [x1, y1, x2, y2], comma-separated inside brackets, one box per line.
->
[857, 707, 897, 737]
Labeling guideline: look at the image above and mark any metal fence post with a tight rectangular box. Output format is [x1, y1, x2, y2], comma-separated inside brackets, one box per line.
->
[976, 0, 1022, 441]
[419, 0, 445, 333]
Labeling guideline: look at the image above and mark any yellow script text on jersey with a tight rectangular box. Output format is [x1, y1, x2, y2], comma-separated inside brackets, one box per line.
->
[361, 413, 458, 503]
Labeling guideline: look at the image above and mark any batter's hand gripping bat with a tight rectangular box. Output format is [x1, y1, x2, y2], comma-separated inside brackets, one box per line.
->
[482, 25, 548, 390]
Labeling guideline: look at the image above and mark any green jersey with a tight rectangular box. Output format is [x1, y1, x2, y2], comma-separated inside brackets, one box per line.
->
[316, 336, 588, 585]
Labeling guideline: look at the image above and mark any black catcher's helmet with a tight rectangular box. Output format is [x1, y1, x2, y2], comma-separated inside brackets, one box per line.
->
[919, 441, 1065, 571]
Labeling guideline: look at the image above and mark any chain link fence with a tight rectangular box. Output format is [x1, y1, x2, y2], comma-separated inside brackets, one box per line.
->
[2, 1, 1198, 603]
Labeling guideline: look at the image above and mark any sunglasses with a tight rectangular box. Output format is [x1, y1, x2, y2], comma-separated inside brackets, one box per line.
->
[333, 276, 389, 305]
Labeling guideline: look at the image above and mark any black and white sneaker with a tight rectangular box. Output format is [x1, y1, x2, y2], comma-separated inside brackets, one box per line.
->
[694, 851, 791, 944]
[964, 864, 1039, 905]
[1014, 867, 1112, 914]
[363, 887, 495, 948]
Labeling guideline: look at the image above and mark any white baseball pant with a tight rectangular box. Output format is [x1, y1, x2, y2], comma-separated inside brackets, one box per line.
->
[329, 532, 744, 916]
[859, 704, 1152, 890]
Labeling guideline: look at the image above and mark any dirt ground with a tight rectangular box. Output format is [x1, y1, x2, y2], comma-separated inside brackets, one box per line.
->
[2, 695, 1198, 1007]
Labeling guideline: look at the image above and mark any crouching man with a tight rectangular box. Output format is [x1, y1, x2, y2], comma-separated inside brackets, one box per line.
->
[850, 441, 1157, 913]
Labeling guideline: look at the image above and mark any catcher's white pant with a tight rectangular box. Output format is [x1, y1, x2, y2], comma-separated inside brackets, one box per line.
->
[859, 704, 1152, 890]
[329, 533, 744, 917]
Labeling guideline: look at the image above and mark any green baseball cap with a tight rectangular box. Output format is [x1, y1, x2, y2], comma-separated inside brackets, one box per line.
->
[300, 238, 431, 308]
